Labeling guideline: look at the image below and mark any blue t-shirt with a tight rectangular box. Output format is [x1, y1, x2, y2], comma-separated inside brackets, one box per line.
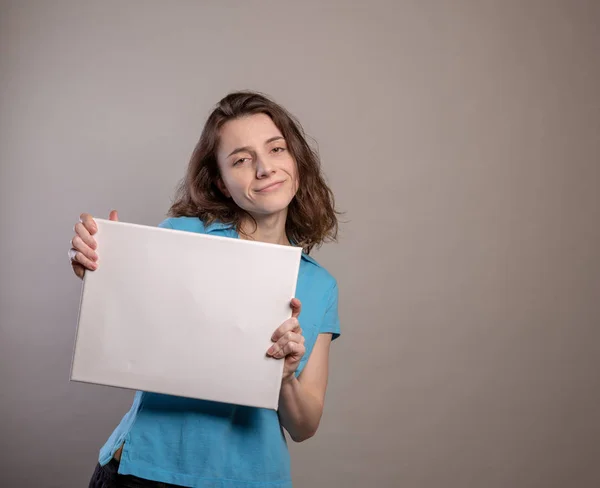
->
[97, 216, 341, 488]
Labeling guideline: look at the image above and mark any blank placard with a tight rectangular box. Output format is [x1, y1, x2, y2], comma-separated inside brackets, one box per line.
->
[70, 219, 301, 410]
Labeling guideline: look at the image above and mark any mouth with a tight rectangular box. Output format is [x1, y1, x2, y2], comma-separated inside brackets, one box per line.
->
[255, 180, 285, 193]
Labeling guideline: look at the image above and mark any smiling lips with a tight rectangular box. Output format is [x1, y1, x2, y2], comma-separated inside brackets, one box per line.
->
[255, 180, 285, 193]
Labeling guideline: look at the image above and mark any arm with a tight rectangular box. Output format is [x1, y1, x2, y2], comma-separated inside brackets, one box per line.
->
[267, 282, 340, 442]
[277, 333, 332, 442]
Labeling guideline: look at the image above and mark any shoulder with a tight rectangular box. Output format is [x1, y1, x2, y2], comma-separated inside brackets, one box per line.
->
[299, 252, 338, 293]
[158, 216, 233, 235]
[158, 216, 206, 232]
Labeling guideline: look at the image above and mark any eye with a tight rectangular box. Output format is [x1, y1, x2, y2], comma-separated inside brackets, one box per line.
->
[271, 147, 286, 154]
[233, 157, 248, 166]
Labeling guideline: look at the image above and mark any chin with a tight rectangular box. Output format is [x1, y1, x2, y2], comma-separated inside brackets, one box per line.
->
[251, 197, 293, 217]
[254, 204, 289, 216]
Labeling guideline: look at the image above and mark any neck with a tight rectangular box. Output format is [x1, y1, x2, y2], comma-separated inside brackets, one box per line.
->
[240, 210, 290, 246]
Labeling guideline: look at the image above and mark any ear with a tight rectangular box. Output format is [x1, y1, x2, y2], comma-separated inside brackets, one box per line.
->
[217, 178, 231, 198]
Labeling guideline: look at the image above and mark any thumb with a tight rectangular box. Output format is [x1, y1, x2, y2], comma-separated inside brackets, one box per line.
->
[290, 298, 302, 319]
[109, 210, 119, 222]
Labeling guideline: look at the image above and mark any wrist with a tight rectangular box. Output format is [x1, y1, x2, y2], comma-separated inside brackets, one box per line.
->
[281, 373, 299, 388]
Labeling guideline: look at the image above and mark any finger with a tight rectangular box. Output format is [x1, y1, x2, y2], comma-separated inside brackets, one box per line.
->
[271, 317, 300, 342]
[268, 331, 305, 358]
[280, 331, 305, 348]
[79, 213, 98, 235]
[72, 250, 98, 271]
[71, 262, 86, 279]
[290, 298, 302, 319]
[71, 235, 98, 262]
[269, 339, 303, 359]
[73, 223, 97, 252]
[109, 210, 119, 221]
[280, 341, 305, 360]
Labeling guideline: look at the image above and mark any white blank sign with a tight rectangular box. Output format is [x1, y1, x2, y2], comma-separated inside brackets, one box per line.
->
[70, 219, 302, 410]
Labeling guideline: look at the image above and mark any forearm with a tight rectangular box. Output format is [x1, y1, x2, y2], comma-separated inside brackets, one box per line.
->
[277, 376, 324, 442]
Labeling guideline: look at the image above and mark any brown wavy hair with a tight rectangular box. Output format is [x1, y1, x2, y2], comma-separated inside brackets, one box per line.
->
[168, 91, 338, 254]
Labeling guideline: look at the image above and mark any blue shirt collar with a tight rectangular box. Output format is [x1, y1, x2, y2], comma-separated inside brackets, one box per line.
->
[204, 221, 234, 234]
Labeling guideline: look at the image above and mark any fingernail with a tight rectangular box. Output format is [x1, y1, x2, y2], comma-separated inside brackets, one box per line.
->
[267, 346, 274, 355]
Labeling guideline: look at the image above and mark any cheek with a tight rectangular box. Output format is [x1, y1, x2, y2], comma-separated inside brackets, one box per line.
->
[289, 160, 300, 192]
[223, 170, 251, 197]
[281, 155, 297, 179]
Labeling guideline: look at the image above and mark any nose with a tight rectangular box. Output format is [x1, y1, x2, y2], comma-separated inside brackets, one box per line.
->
[255, 154, 275, 179]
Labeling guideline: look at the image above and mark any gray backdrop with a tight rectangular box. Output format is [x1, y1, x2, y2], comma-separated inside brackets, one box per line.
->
[1, 1, 599, 487]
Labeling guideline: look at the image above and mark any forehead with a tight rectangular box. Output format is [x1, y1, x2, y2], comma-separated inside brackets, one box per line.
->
[218, 113, 283, 151]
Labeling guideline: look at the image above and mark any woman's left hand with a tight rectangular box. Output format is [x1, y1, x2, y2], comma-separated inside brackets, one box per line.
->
[267, 298, 305, 383]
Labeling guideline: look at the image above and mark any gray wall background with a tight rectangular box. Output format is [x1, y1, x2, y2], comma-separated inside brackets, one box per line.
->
[1, 1, 599, 487]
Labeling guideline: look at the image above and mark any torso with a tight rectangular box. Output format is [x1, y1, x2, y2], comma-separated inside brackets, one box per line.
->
[97, 216, 341, 486]
[113, 444, 123, 461]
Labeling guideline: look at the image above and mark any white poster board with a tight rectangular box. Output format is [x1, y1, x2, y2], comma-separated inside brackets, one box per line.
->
[70, 219, 302, 410]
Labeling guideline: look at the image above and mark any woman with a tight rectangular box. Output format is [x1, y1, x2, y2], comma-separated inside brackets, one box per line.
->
[69, 91, 340, 488]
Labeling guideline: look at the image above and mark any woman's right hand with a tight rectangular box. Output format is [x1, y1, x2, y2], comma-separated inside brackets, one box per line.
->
[69, 210, 118, 279]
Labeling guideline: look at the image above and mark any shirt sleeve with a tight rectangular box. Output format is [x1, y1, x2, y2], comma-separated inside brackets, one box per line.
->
[320, 280, 341, 340]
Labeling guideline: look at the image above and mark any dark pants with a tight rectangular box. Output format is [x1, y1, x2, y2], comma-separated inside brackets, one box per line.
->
[88, 458, 182, 488]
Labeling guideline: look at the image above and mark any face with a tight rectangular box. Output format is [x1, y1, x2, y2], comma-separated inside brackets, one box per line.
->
[216, 113, 299, 220]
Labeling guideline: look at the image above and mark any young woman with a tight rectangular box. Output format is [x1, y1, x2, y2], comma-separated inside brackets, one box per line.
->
[69, 91, 341, 488]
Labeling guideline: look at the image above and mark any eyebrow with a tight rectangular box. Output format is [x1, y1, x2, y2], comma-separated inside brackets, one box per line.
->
[226, 136, 285, 158]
